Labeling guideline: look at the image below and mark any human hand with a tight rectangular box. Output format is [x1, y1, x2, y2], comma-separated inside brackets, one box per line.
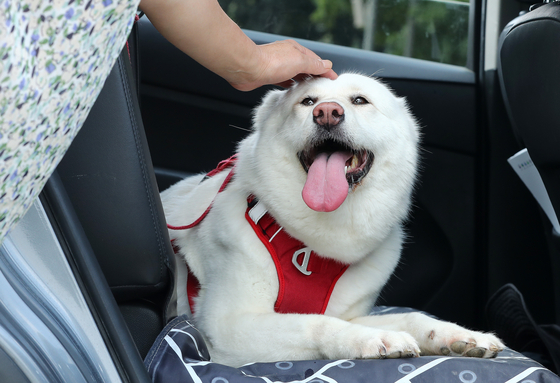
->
[229, 39, 338, 91]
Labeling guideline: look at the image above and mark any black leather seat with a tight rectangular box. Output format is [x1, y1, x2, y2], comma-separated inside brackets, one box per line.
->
[42, 42, 175, 381]
[497, 2, 560, 318]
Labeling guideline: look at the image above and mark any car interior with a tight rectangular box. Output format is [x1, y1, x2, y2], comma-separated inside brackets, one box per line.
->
[7, 0, 558, 381]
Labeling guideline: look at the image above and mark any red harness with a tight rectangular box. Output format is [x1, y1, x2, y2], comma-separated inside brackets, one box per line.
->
[168, 156, 349, 315]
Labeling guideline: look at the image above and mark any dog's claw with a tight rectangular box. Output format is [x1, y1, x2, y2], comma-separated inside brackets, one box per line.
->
[489, 344, 503, 353]
[440, 347, 451, 355]
[379, 345, 387, 357]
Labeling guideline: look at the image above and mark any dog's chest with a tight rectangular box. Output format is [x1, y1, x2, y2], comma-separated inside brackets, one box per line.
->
[169, 156, 353, 315]
[178, 195, 350, 316]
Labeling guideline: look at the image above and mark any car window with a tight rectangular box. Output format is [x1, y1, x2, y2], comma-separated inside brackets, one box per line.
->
[219, 0, 471, 67]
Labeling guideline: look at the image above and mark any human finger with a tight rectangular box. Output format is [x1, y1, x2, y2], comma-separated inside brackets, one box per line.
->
[274, 69, 338, 88]
[265, 41, 337, 84]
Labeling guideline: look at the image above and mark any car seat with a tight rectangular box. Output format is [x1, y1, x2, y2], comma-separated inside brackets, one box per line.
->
[41, 31, 175, 382]
[498, 1, 560, 234]
[495, 0, 560, 372]
[497, 1, 560, 319]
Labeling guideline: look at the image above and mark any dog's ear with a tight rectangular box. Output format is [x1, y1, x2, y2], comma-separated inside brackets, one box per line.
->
[252, 89, 287, 129]
[258, 88, 286, 109]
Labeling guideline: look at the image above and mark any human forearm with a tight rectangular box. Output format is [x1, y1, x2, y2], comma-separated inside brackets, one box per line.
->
[139, 0, 260, 89]
[138, 0, 336, 91]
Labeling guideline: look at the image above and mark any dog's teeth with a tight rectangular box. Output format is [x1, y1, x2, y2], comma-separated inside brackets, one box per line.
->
[345, 166, 348, 174]
[351, 155, 359, 170]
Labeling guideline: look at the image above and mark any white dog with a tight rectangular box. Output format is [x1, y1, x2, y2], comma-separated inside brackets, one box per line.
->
[161, 73, 504, 367]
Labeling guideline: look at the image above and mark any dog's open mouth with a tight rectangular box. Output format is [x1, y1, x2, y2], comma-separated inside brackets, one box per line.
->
[298, 139, 374, 212]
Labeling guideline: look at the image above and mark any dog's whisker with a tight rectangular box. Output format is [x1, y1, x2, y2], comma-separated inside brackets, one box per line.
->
[264, 129, 284, 144]
[369, 69, 384, 78]
[229, 124, 252, 132]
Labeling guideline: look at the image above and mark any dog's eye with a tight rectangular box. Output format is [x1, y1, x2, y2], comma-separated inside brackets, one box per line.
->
[301, 97, 316, 106]
[352, 97, 369, 105]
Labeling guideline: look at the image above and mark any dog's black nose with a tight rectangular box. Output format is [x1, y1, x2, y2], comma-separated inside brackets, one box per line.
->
[313, 102, 344, 130]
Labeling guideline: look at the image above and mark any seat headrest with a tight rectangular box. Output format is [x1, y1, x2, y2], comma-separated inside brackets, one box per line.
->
[498, 2, 560, 168]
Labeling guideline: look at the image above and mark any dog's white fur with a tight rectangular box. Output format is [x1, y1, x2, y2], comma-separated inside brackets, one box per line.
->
[161, 74, 504, 367]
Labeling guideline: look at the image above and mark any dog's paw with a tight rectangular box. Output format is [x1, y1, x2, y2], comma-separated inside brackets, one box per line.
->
[380, 330, 422, 359]
[436, 332, 504, 358]
[332, 326, 421, 360]
[419, 321, 504, 358]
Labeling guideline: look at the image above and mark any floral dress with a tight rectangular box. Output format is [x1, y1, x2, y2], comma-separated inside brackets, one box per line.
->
[0, 0, 139, 244]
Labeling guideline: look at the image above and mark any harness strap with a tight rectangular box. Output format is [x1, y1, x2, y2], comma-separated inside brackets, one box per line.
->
[167, 155, 237, 230]
[245, 198, 350, 314]
[171, 239, 200, 314]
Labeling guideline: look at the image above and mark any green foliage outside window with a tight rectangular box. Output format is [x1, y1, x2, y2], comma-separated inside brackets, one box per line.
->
[219, 0, 470, 67]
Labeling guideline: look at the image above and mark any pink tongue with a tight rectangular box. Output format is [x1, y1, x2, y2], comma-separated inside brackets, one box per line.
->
[302, 151, 353, 212]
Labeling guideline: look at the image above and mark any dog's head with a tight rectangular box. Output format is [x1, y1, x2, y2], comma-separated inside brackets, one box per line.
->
[237, 74, 420, 258]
